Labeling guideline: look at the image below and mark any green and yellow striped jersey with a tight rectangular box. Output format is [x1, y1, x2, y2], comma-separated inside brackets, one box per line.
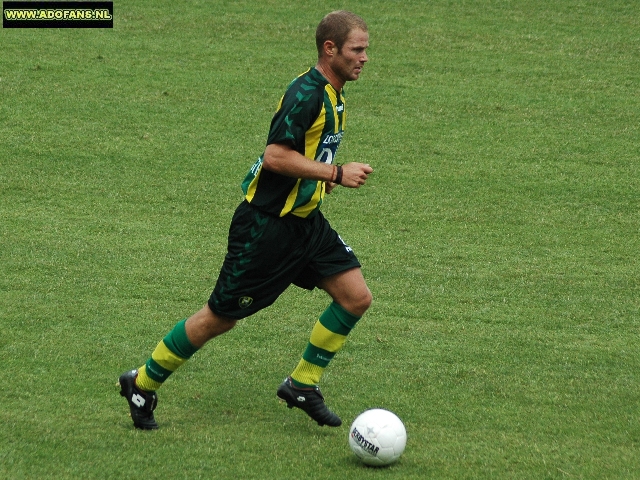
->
[241, 67, 346, 218]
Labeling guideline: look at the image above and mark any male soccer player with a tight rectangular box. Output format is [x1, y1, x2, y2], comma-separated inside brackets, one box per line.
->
[119, 10, 373, 429]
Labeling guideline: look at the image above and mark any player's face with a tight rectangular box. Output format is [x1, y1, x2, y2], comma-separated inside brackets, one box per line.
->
[334, 28, 369, 83]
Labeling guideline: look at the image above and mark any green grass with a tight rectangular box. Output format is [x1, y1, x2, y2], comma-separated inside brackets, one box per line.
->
[1, 0, 639, 478]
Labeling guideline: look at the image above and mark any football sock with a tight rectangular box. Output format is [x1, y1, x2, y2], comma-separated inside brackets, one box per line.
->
[291, 302, 361, 387]
[135, 319, 199, 392]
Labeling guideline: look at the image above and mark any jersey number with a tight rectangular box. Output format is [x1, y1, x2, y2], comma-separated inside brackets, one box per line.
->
[316, 148, 334, 164]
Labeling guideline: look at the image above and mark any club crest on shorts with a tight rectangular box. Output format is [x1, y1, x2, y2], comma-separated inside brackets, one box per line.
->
[238, 296, 253, 309]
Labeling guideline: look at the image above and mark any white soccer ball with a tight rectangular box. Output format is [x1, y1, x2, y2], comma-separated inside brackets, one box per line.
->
[348, 409, 407, 466]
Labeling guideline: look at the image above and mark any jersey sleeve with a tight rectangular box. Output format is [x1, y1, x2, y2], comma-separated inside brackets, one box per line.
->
[266, 80, 323, 155]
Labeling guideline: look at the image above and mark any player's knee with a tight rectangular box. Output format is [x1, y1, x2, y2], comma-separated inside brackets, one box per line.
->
[187, 305, 237, 347]
[362, 287, 373, 311]
[350, 286, 372, 317]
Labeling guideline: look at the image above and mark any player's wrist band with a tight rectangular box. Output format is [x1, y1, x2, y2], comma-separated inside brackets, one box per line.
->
[335, 165, 343, 185]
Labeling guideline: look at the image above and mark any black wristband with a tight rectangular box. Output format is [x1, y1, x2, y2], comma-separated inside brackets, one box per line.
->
[335, 165, 343, 185]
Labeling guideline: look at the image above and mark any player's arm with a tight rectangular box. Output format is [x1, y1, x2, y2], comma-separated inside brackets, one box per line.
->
[262, 143, 373, 188]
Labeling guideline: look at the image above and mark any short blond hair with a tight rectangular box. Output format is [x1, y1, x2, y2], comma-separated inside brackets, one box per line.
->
[316, 11, 368, 57]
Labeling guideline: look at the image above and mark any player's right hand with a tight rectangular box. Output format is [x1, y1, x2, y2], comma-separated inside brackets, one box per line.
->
[340, 163, 373, 188]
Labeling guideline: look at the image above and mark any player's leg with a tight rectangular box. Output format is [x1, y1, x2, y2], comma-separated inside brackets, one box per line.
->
[289, 267, 371, 386]
[278, 269, 371, 426]
[120, 201, 301, 429]
[185, 303, 238, 347]
[119, 305, 236, 430]
[136, 304, 236, 391]
[278, 212, 372, 425]
[317, 267, 373, 317]
[119, 201, 256, 430]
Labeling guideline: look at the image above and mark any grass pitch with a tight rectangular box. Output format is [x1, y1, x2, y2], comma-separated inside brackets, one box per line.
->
[1, 1, 639, 478]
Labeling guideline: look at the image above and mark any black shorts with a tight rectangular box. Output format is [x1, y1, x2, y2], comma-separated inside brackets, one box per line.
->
[208, 201, 361, 319]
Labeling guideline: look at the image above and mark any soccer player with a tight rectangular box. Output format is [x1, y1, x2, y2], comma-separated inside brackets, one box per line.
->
[119, 10, 373, 429]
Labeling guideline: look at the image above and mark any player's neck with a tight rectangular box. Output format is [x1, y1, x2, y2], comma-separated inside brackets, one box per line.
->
[315, 63, 344, 91]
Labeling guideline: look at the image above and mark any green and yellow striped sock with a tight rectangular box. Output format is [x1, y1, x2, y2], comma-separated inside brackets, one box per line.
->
[135, 319, 199, 392]
[291, 302, 361, 387]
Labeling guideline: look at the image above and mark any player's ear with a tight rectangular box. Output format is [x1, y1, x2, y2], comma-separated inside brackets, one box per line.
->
[323, 40, 337, 58]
